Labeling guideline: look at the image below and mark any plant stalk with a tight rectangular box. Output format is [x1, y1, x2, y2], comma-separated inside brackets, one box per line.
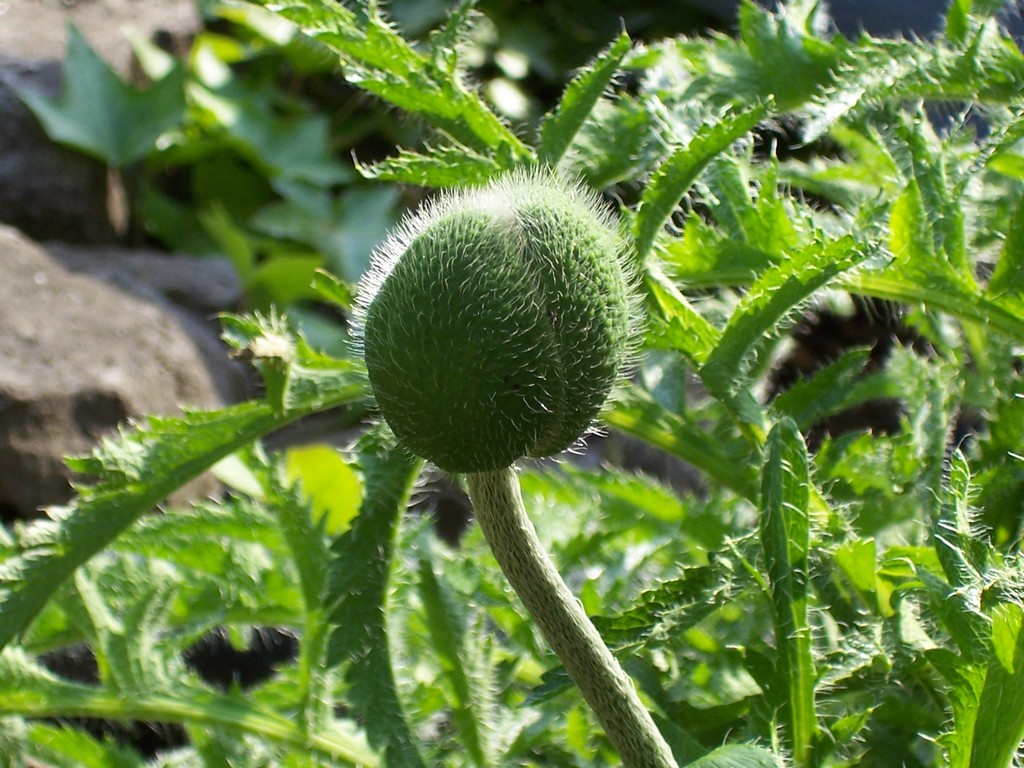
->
[467, 467, 679, 768]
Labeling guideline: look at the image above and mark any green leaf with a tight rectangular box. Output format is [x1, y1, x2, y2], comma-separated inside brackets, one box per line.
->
[427, 0, 477, 75]
[946, 0, 971, 44]
[771, 347, 873, 430]
[256, 184, 400, 284]
[0, 317, 367, 652]
[971, 603, 1024, 768]
[603, 385, 759, 502]
[662, 217, 777, 288]
[988, 195, 1024, 302]
[927, 648, 986, 768]
[99, 495, 306, 646]
[850, 269, 1024, 343]
[256, 0, 529, 160]
[0, 647, 378, 764]
[892, 177, 937, 268]
[244, 446, 336, 736]
[591, 564, 744, 647]
[249, 255, 324, 310]
[833, 538, 888, 615]
[537, 32, 631, 167]
[700, 235, 871, 403]
[643, 264, 721, 366]
[634, 103, 769, 262]
[736, 0, 837, 110]
[687, 743, 785, 768]
[72, 562, 178, 695]
[190, 82, 351, 187]
[327, 440, 426, 768]
[562, 94, 662, 188]
[311, 268, 355, 310]
[360, 144, 506, 187]
[16, 25, 185, 166]
[418, 555, 495, 766]
[928, 453, 991, 659]
[285, 444, 363, 538]
[199, 202, 256, 283]
[25, 723, 144, 768]
[759, 419, 816, 767]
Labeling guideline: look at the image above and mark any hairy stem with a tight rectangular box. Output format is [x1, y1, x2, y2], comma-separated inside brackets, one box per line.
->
[467, 467, 678, 768]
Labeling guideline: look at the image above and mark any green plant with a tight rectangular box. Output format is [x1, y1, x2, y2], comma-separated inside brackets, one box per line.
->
[360, 170, 632, 473]
[3, 0, 1024, 766]
[359, 167, 675, 766]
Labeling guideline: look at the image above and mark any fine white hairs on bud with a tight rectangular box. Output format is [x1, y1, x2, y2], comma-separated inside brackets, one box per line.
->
[356, 169, 634, 473]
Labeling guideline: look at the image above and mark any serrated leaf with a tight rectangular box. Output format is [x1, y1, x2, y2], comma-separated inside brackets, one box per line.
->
[107, 496, 305, 643]
[428, 0, 477, 75]
[643, 264, 721, 366]
[0, 647, 378, 764]
[114, 496, 283, 574]
[634, 103, 769, 262]
[888, 177, 937, 264]
[16, 25, 185, 166]
[946, 0, 971, 44]
[701, 235, 871, 402]
[73, 562, 179, 695]
[537, 32, 631, 167]
[736, 0, 837, 111]
[0, 318, 367, 652]
[925, 453, 992, 660]
[418, 555, 495, 766]
[804, 23, 1024, 140]
[360, 144, 505, 187]
[255, 0, 528, 161]
[243, 446, 336, 735]
[928, 647, 986, 768]
[771, 347, 873, 430]
[591, 564, 743, 647]
[663, 213, 779, 289]
[988, 195, 1024, 302]
[25, 723, 144, 768]
[562, 93, 662, 188]
[759, 419, 816, 767]
[327, 441, 425, 768]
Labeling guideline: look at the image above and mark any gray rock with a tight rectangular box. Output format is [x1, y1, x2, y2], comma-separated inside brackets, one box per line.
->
[0, 0, 198, 77]
[47, 245, 244, 318]
[0, 225, 237, 518]
[45, 242, 250, 404]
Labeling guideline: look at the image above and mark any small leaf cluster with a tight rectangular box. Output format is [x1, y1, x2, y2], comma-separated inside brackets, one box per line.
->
[4, 0, 1024, 766]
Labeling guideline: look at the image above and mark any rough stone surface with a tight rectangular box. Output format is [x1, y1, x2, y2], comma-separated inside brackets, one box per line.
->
[48, 245, 244, 318]
[45, 242, 249, 403]
[0, 0, 198, 76]
[0, 225, 237, 518]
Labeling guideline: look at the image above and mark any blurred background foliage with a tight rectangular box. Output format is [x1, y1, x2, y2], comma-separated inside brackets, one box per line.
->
[24, 0, 728, 353]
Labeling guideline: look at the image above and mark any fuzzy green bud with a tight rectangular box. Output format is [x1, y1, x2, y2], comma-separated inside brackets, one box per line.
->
[358, 171, 632, 473]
